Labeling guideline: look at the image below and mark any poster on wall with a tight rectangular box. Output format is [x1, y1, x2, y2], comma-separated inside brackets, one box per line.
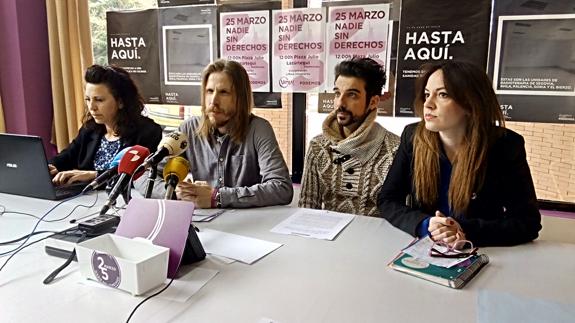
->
[394, 0, 492, 117]
[157, 0, 214, 7]
[107, 9, 162, 103]
[316, 19, 396, 117]
[325, 4, 390, 92]
[159, 5, 218, 105]
[488, 0, 575, 123]
[272, 8, 326, 93]
[220, 11, 270, 92]
[219, 2, 282, 108]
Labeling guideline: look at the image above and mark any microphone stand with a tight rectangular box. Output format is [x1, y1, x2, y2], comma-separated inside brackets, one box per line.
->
[164, 183, 176, 200]
[144, 165, 158, 198]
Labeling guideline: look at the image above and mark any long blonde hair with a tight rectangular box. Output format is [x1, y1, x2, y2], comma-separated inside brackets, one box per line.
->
[413, 61, 505, 216]
[197, 59, 253, 143]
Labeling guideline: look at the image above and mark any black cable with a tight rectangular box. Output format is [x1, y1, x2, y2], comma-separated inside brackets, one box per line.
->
[43, 232, 86, 285]
[69, 210, 100, 224]
[43, 192, 100, 222]
[126, 277, 175, 323]
[0, 192, 99, 223]
[0, 210, 43, 220]
[0, 234, 52, 273]
[0, 192, 92, 257]
[0, 231, 57, 245]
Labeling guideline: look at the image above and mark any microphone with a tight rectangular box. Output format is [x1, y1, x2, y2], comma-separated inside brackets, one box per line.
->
[82, 146, 132, 193]
[163, 156, 190, 200]
[141, 131, 188, 169]
[99, 145, 150, 215]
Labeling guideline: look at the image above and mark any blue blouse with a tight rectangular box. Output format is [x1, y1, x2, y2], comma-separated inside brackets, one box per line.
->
[93, 137, 121, 171]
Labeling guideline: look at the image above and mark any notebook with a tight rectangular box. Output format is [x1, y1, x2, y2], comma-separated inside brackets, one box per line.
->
[0, 133, 86, 200]
[388, 250, 489, 289]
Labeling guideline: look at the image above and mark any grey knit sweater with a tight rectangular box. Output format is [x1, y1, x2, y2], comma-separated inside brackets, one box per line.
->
[299, 109, 400, 216]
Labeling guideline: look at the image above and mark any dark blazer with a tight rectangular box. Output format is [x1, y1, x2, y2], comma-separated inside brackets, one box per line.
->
[377, 122, 541, 247]
[50, 116, 162, 172]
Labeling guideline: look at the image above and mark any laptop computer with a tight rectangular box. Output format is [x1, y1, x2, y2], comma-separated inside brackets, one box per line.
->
[0, 133, 86, 200]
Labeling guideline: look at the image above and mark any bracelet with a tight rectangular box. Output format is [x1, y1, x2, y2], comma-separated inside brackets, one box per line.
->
[215, 190, 222, 208]
[210, 188, 218, 208]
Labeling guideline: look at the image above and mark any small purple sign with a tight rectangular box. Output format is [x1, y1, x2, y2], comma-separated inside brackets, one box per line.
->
[91, 251, 121, 288]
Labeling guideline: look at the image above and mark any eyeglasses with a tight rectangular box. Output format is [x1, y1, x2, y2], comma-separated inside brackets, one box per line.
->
[429, 239, 478, 258]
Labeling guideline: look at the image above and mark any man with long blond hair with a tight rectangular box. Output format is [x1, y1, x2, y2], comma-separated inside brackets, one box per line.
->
[174, 59, 293, 208]
[378, 60, 541, 247]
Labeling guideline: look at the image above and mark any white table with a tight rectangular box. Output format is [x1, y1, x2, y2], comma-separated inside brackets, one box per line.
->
[1, 192, 575, 323]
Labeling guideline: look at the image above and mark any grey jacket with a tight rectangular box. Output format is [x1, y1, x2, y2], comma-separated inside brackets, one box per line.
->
[177, 115, 293, 208]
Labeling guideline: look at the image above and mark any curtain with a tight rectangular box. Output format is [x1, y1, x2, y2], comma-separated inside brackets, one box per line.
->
[0, 92, 5, 133]
[46, 0, 93, 151]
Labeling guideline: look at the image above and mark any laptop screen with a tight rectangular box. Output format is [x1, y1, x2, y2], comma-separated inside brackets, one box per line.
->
[0, 133, 70, 200]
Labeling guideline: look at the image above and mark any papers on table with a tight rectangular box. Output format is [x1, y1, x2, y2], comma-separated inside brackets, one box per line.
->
[270, 208, 355, 240]
[193, 208, 228, 222]
[198, 229, 282, 264]
[402, 236, 472, 268]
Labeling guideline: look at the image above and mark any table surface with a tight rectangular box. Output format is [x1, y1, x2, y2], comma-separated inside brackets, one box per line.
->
[1, 192, 575, 323]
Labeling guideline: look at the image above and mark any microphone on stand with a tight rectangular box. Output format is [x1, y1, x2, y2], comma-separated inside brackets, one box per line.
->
[142, 131, 188, 170]
[162, 156, 190, 200]
[82, 146, 132, 193]
[142, 131, 189, 198]
[99, 145, 150, 215]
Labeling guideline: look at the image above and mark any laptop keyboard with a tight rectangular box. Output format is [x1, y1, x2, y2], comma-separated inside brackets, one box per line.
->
[54, 183, 87, 198]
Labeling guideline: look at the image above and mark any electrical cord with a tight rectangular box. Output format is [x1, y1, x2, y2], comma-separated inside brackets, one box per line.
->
[0, 234, 52, 273]
[0, 191, 99, 223]
[0, 231, 57, 246]
[43, 232, 87, 285]
[0, 192, 97, 257]
[125, 277, 176, 323]
[43, 192, 100, 222]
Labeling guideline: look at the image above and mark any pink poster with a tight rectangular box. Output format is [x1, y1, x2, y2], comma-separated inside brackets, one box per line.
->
[272, 8, 326, 93]
[326, 4, 390, 92]
[220, 11, 270, 92]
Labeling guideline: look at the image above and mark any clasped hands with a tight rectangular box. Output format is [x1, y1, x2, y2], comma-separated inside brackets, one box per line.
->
[428, 210, 467, 249]
[175, 178, 214, 208]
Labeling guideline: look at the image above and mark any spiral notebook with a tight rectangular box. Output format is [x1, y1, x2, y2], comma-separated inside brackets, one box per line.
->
[388, 250, 489, 289]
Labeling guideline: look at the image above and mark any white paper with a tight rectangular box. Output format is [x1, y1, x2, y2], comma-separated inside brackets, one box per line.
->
[270, 208, 355, 240]
[193, 208, 227, 222]
[208, 254, 236, 265]
[402, 236, 471, 268]
[198, 229, 282, 264]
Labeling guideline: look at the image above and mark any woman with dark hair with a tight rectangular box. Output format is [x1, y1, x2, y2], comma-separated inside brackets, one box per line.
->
[377, 60, 541, 247]
[49, 64, 162, 185]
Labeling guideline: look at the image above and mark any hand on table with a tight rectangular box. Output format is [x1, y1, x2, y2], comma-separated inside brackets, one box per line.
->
[176, 179, 215, 208]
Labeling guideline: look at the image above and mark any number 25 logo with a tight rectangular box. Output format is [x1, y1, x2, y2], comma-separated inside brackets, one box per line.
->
[97, 256, 109, 281]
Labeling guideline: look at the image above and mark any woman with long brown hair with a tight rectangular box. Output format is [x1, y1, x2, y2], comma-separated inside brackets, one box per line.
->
[377, 60, 541, 247]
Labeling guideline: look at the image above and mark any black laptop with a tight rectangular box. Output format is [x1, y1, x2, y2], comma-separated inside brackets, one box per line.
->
[0, 133, 86, 200]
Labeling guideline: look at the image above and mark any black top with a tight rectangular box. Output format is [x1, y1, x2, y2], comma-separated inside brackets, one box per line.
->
[377, 122, 541, 247]
[50, 117, 162, 173]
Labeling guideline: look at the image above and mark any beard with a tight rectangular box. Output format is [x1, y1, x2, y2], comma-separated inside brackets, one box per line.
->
[336, 106, 365, 127]
[207, 107, 233, 129]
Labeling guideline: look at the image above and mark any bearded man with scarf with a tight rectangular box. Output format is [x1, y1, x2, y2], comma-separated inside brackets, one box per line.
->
[299, 58, 399, 216]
